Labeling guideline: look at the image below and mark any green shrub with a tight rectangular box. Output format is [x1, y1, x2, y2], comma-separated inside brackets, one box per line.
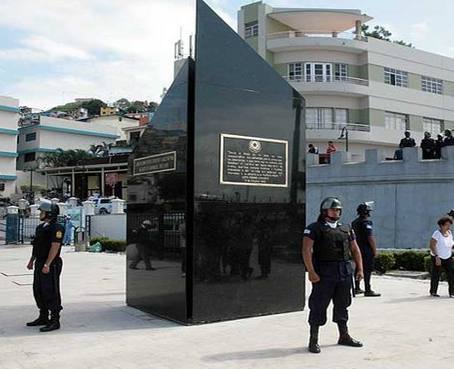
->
[90, 237, 126, 252]
[394, 251, 428, 271]
[375, 252, 396, 274]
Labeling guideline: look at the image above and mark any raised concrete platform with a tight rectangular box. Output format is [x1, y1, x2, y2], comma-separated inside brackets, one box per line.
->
[0, 245, 453, 369]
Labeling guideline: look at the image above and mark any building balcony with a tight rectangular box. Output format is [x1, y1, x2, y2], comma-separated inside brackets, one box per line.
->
[306, 122, 370, 132]
[267, 31, 368, 53]
[284, 75, 369, 96]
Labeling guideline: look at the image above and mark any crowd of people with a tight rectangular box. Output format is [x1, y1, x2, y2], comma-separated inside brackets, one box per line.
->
[396, 130, 454, 160]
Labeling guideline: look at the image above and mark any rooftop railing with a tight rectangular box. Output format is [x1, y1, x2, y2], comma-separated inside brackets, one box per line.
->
[306, 122, 370, 132]
[267, 31, 367, 41]
[283, 75, 369, 86]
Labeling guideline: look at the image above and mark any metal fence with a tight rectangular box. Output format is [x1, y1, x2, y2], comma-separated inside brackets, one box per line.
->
[3, 214, 65, 244]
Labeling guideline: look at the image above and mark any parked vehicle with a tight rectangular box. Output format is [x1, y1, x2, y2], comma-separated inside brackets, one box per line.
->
[92, 198, 112, 215]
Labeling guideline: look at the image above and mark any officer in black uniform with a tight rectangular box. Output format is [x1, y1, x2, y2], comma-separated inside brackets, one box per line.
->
[399, 131, 416, 148]
[352, 202, 381, 297]
[302, 197, 364, 354]
[26, 200, 65, 332]
[420, 131, 435, 160]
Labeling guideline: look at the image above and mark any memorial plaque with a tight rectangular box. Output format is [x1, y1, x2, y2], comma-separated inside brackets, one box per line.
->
[133, 151, 176, 176]
[220, 134, 288, 187]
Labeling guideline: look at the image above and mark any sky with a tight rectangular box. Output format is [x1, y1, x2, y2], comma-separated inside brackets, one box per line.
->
[0, 0, 453, 110]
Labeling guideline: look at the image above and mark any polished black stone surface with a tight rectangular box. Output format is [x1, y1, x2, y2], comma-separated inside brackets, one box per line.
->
[126, 59, 192, 323]
[126, 0, 305, 324]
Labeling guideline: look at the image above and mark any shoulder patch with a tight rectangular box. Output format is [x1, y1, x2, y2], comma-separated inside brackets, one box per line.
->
[303, 229, 311, 234]
[55, 230, 63, 239]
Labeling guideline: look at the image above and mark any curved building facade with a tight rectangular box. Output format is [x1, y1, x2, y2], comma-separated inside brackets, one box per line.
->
[238, 2, 454, 161]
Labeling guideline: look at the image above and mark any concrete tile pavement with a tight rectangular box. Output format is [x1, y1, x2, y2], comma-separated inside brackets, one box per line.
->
[1, 245, 453, 369]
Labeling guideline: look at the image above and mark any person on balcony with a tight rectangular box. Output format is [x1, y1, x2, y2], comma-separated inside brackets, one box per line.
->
[443, 130, 454, 147]
[308, 144, 319, 154]
[326, 141, 337, 155]
[420, 131, 435, 160]
[399, 131, 416, 148]
[434, 134, 444, 159]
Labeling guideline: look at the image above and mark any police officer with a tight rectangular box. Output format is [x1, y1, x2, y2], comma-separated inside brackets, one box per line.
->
[129, 219, 155, 270]
[352, 202, 381, 297]
[303, 197, 364, 354]
[420, 131, 435, 160]
[26, 200, 65, 332]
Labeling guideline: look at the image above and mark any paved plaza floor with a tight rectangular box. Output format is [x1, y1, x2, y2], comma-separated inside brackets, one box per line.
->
[1, 245, 453, 369]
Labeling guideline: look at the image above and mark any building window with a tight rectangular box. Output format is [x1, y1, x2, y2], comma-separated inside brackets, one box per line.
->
[305, 108, 347, 129]
[385, 111, 409, 130]
[423, 117, 443, 136]
[421, 76, 443, 94]
[288, 63, 302, 81]
[245, 21, 258, 38]
[24, 152, 36, 162]
[384, 67, 408, 87]
[305, 63, 332, 82]
[130, 131, 141, 144]
[25, 132, 36, 142]
[335, 63, 348, 81]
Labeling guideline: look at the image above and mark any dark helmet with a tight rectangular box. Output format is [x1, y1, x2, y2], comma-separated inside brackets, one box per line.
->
[38, 199, 59, 221]
[448, 209, 454, 218]
[404, 131, 411, 137]
[357, 201, 375, 216]
[320, 197, 343, 214]
[424, 131, 431, 138]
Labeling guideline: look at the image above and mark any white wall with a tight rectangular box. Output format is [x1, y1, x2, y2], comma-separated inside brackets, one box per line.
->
[90, 214, 126, 241]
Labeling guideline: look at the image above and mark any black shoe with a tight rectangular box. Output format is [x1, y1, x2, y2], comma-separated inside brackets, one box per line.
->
[129, 265, 138, 270]
[26, 315, 49, 327]
[354, 288, 364, 295]
[449, 294, 454, 298]
[40, 320, 60, 332]
[308, 338, 321, 353]
[338, 334, 363, 347]
[364, 290, 381, 297]
[145, 267, 156, 271]
[430, 293, 440, 297]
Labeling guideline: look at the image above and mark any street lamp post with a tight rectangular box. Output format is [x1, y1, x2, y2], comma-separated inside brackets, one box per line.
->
[338, 126, 349, 152]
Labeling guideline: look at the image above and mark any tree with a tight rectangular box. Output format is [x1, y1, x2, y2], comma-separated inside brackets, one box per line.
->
[81, 99, 107, 116]
[39, 149, 95, 168]
[361, 24, 413, 48]
[127, 100, 148, 113]
[88, 142, 113, 157]
[114, 98, 131, 112]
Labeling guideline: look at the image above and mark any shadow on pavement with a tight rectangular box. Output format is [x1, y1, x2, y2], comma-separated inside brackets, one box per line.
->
[0, 301, 179, 338]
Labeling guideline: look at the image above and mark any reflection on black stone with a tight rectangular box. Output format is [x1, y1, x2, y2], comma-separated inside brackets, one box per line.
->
[126, 0, 306, 324]
[125, 59, 192, 323]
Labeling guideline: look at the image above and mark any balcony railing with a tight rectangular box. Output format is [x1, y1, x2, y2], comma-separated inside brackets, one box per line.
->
[283, 75, 369, 86]
[267, 31, 367, 41]
[306, 122, 370, 132]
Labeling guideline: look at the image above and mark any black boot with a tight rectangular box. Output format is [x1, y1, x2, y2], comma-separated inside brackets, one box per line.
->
[26, 310, 49, 327]
[337, 322, 363, 347]
[364, 290, 381, 297]
[308, 325, 321, 353]
[40, 312, 60, 332]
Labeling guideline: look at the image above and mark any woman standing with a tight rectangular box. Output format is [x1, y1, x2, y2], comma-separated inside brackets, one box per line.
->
[429, 216, 454, 297]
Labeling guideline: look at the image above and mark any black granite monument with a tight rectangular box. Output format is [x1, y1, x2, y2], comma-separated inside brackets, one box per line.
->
[126, 0, 305, 324]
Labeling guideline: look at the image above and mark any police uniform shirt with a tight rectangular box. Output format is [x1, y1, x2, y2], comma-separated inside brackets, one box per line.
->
[352, 218, 373, 252]
[32, 222, 65, 261]
[304, 221, 356, 242]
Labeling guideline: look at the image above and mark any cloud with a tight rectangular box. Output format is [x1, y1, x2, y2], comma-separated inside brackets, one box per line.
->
[0, 0, 202, 109]
[0, 35, 91, 61]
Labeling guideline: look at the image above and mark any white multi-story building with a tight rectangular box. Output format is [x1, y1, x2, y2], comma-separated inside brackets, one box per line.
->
[16, 116, 122, 190]
[238, 2, 454, 160]
[0, 96, 19, 197]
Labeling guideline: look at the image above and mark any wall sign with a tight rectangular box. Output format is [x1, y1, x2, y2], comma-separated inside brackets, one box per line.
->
[133, 151, 176, 176]
[220, 133, 288, 187]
